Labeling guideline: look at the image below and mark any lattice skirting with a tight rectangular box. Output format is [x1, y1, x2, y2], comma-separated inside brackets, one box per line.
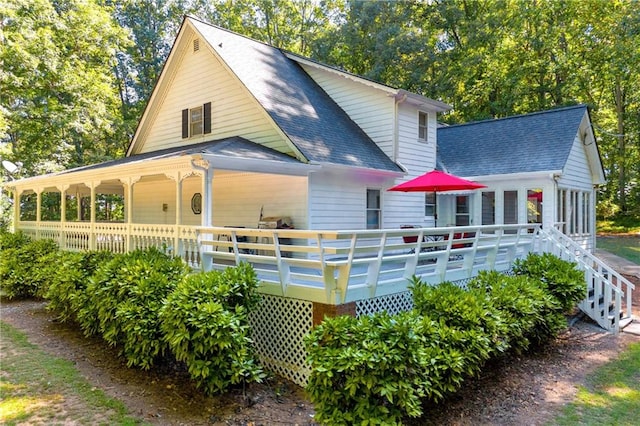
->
[355, 291, 414, 317]
[249, 295, 313, 387]
[248, 276, 495, 387]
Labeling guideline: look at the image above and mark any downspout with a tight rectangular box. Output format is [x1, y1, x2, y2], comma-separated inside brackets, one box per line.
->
[393, 93, 408, 162]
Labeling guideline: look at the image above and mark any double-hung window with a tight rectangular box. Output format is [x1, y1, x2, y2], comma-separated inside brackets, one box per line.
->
[366, 189, 381, 229]
[182, 102, 212, 138]
[418, 112, 428, 142]
[424, 193, 436, 217]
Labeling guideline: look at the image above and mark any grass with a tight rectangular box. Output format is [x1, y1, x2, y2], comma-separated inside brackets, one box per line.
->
[0, 321, 145, 425]
[596, 236, 640, 265]
[597, 217, 640, 234]
[551, 342, 640, 426]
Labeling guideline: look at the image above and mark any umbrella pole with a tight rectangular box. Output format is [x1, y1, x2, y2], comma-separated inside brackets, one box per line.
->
[434, 191, 437, 227]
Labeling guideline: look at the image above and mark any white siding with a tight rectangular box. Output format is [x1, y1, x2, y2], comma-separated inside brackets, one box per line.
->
[557, 134, 594, 191]
[308, 169, 399, 230]
[300, 65, 395, 158]
[212, 172, 308, 229]
[132, 177, 177, 224]
[138, 36, 289, 155]
[130, 173, 307, 228]
[384, 103, 439, 228]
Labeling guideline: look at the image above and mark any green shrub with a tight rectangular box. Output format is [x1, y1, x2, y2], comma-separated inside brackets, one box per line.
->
[0, 238, 58, 299]
[513, 252, 586, 312]
[77, 248, 188, 369]
[468, 270, 558, 352]
[410, 278, 505, 360]
[306, 311, 434, 425]
[0, 230, 31, 251]
[161, 263, 263, 395]
[45, 250, 114, 322]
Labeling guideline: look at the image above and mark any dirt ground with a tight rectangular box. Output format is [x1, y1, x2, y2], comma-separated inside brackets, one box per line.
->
[1, 275, 639, 426]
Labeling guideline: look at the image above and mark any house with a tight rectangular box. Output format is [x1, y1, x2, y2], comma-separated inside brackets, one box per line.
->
[3, 16, 633, 384]
[436, 105, 605, 252]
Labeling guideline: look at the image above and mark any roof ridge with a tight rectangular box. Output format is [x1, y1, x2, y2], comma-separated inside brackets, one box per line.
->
[185, 15, 282, 54]
[439, 104, 587, 130]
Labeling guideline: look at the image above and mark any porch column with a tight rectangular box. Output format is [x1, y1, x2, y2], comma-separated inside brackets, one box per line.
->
[58, 184, 69, 249]
[35, 188, 42, 239]
[11, 188, 21, 232]
[192, 161, 213, 227]
[89, 182, 97, 250]
[120, 176, 140, 252]
[164, 171, 182, 256]
[204, 167, 213, 227]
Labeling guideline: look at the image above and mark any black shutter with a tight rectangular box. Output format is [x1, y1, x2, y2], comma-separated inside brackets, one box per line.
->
[181, 109, 189, 138]
[203, 102, 211, 134]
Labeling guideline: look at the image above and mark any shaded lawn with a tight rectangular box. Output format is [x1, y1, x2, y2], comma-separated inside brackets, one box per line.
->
[596, 236, 640, 265]
[551, 342, 640, 425]
[0, 321, 144, 426]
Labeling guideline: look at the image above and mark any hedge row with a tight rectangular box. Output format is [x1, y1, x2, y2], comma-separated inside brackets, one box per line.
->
[305, 253, 586, 425]
[0, 230, 264, 395]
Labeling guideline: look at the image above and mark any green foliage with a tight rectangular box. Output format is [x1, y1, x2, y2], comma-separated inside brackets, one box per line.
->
[468, 270, 560, 352]
[0, 229, 31, 251]
[411, 278, 506, 358]
[161, 263, 263, 395]
[44, 250, 114, 323]
[307, 263, 582, 424]
[77, 248, 188, 369]
[1, 0, 131, 173]
[306, 311, 434, 425]
[513, 252, 586, 312]
[0, 238, 58, 299]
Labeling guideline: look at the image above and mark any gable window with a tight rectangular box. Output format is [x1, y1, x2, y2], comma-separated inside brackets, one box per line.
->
[190, 106, 203, 136]
[366, 189, 381, 229]
[418, 112, 428, 141]
[182, 102, 212, 138]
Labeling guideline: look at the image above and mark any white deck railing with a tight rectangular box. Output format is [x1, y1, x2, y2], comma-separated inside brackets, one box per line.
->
[538, 226, 635, 332]
[16, 221, 543, 305]
[196, 224, 541, 304]
[17, 221, 201, 268]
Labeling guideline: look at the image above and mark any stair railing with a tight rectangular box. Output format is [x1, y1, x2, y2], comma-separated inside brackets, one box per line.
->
[537, 226, 635, 332]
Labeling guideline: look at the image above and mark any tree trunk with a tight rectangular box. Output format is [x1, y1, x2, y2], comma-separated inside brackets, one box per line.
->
[614, 80, 626, 212]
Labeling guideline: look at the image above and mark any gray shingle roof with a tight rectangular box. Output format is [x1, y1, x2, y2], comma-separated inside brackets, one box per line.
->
[62, 137, 301, 174]
[437, 105, 588, 177]
[189, 17, 401, 173]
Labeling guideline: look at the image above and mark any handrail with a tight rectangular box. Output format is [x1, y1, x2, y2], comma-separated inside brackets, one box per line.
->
[539, 226, 635, 332]
[196, 224, 541, 304]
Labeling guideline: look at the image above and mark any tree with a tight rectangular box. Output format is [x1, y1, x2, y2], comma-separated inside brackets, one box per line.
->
[0, 0, 131, 174]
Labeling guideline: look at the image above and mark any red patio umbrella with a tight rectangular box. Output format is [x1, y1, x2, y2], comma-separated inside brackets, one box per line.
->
[388, 170, 486, 222]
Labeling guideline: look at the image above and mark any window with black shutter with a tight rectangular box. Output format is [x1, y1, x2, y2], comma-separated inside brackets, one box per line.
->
[181, 102, 212, 138]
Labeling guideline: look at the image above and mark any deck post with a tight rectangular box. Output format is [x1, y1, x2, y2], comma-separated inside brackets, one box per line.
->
[312, 301, 357, 326]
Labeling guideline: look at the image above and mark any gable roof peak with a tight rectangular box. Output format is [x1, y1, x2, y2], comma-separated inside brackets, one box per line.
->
[182, 15, 402, 172]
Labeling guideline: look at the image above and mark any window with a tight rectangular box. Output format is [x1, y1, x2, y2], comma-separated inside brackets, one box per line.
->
[190, 106, 203, 136]
[424, 192, 435, 216]
[455, 196, 470, 226]
[504, 191, 518, 224]
[181, 102, 212, 138]
[418, 112, 428, 141]
[366, 189, 381, 229]
[527, 189, 543, 224]
[482, 191, 495, 225]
